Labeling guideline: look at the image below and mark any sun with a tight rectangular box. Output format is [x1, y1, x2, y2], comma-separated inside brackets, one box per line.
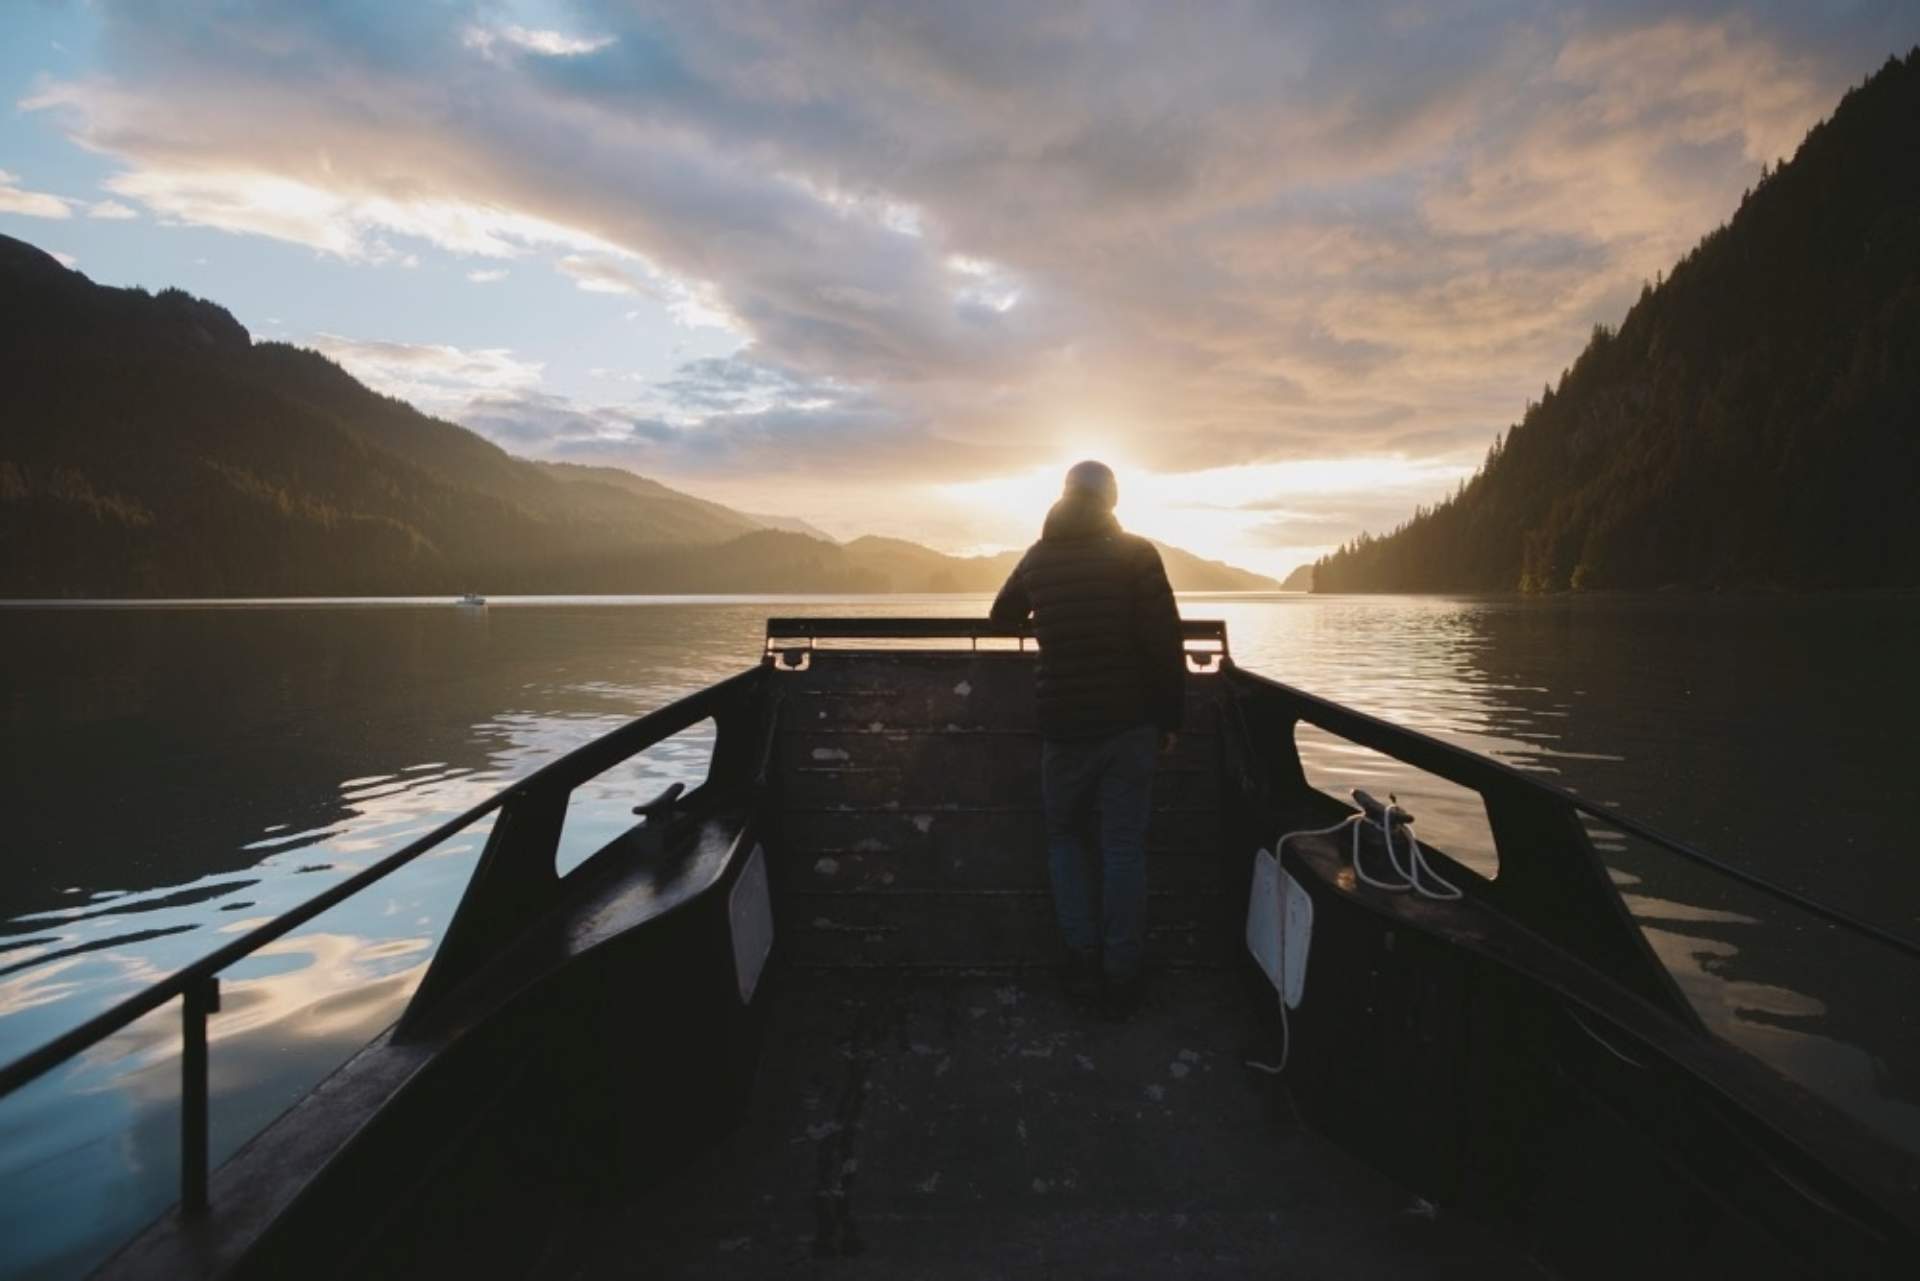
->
[936, 448, 1198, 551]
[935, 453, 1477, 580]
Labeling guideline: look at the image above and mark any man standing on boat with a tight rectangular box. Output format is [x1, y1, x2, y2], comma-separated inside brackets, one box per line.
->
[989, 460, 1184, 1017]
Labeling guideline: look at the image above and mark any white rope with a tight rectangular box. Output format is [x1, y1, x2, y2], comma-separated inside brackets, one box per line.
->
[1348, 811, 1404, 893]
[1347, 797, 1464, 901]
[1251, 800, 1465, 1076]
[1397, 820, 1463, 901]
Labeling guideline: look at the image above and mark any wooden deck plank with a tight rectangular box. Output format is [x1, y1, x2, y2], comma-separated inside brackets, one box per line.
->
[559, 971, 1544, 1279]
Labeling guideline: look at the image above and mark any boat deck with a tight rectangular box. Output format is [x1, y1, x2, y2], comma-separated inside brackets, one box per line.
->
[560, 970, 1543, 1279]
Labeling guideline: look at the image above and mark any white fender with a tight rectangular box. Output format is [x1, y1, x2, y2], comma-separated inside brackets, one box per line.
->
[1246, 849, 1312, 1009]
[729, 843, 773, 1003]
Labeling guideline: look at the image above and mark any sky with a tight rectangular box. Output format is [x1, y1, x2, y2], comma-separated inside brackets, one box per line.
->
[4, 2, 1917, 578]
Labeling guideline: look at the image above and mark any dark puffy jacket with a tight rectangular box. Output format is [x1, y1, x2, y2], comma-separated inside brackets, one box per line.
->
[989, 495, 1184, 740]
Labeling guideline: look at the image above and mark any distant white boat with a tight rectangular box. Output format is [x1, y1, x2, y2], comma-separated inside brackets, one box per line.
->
[456, 593, 487, 607]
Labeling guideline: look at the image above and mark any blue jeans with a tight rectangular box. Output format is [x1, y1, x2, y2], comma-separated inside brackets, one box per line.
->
[1041, 724, 1157, 983]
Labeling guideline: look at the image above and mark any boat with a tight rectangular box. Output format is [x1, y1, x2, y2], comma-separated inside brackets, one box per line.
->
[3, 617, 1914, 1279]
[456, 593, 487, 607]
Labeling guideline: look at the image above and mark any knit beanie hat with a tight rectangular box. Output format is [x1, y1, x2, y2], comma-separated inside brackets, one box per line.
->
[1063, 459, 1118, 509]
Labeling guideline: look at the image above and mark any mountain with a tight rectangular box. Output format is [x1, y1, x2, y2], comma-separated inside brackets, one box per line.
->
[0, 235, 795, 595]
[0, 236, 1275, 595]
[525, 461, 835, 542]
[831, 535, 1284, 593]
[741, 510, 837, 542]
[1280, 564, 1313, 592]
[525, 461, 779, 543]
[841, 536, 1014, 592]
[1313, 50, 1920, 594]
[1153, 542, 1281, 592]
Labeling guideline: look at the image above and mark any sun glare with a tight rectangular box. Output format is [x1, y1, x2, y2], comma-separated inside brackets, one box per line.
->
[936, 454, 1474, 577]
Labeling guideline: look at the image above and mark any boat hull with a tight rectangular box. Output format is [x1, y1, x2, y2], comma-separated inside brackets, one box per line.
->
[65, 626, 1918, 1279]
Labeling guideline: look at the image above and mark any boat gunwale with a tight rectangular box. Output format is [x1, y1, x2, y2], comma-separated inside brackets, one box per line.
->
[8, 616, 1919, 1275]
[0, 665, 767, 1099]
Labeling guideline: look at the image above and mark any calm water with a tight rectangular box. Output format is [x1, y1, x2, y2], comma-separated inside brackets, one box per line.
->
[2, 593, 1918, 1278]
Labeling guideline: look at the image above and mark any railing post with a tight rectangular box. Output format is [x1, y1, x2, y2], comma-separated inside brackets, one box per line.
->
[1482, 788, 1701, 1029]
[398, 787, 567, 1034]
[180, 975, 220, 1216]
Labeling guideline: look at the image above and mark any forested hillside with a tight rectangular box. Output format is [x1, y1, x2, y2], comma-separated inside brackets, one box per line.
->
[1314, 50, 1920, 593]
[833, 535, 1278, 594]
[0, 235, 1275, 596]
[0, 235, 795, 595]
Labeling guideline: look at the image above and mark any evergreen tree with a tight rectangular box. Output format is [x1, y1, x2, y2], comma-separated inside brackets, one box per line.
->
[1314, 48, 1920, 594]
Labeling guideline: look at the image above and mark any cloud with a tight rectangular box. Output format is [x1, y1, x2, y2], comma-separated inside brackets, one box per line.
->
[305, 333, 543, 410]
[466, 267, 507, 283]
[556, 253, 644, 294]
[1421, 15, 1833, 281]
[660, 276, 742, 332]
[17, 0, 1917, 560]
[467, 388, 965, 481]
[463, 24, 615, 61]
[458, 391, 644, 451]
[651, 355, 823, 419]
[552, 251, 741, 328]
[84, 164, 618, 262]
[0, 169, 72, 218]
[86, 199, 138, 219]
[455, 350, 927, 473]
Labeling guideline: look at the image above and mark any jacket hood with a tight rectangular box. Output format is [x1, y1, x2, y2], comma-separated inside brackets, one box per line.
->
[1041, 494, 1122, 541]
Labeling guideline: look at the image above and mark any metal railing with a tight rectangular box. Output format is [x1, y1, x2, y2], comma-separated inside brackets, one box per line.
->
[6, 614, 1914, 1230]
[0, 666, 768, 1215]
[764, 617, 1227, 640]
[763, 616, 1230, 671]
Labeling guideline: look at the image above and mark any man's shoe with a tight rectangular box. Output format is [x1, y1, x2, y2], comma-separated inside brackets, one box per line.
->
[1061, 952, 1100, 1006]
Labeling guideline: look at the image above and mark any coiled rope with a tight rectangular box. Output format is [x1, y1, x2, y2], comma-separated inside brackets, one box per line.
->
[1345, 792, 1463, 902]
[1248, 794, 1464, 1076]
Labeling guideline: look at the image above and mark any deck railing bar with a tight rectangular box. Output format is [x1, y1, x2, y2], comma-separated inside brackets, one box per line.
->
[764, 617, 1229, 647]
[0, 795, 504, 1100]
[1562, 802, 1920, 961]
[1235, 666, 1920, 962]
[0, 668, 764, 1101]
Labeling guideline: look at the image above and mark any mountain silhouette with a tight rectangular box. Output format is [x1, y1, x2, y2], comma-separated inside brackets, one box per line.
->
[0, 236, 1275, 597]
[1313, 49, 1920, 593]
